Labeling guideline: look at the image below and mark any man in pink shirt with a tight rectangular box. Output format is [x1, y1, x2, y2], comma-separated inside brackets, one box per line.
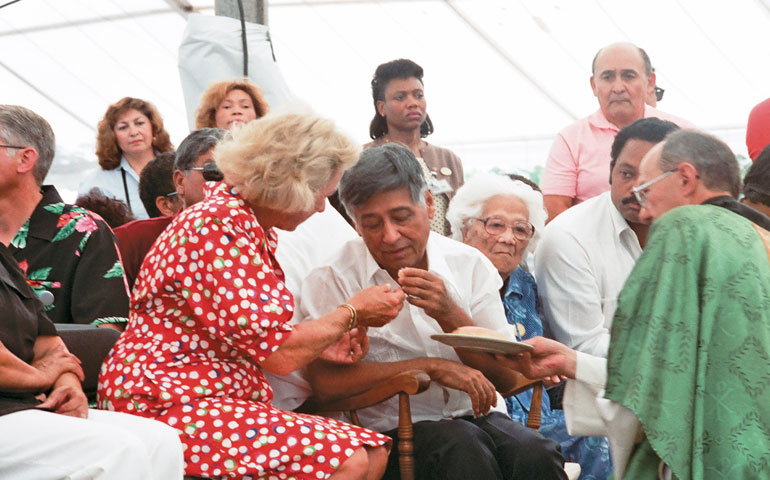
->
[541, 42, 692, 220]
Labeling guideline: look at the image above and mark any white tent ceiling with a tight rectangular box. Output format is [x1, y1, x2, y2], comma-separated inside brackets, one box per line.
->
[3, 0, 770, 199]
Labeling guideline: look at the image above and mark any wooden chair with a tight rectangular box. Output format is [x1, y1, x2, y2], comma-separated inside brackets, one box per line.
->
[304, 370, 550, 480]
[300, 369, 431, 480]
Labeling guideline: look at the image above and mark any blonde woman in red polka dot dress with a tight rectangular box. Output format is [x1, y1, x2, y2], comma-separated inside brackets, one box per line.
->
[98, 113, 405, 479]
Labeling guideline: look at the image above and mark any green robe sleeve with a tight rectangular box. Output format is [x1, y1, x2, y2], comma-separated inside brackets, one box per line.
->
[605, 205, 770, 479]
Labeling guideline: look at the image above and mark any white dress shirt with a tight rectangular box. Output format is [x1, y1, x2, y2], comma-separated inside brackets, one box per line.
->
[534, 191, 641, 357]
[298, 232, 516, 432]
[78, 157, 149, 219]
[263, 201, 358, 411]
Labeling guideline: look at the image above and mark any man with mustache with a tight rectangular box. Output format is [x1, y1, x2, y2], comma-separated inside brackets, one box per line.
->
[502, 129, 770, 478]
[300, 144, 567, 480]
[541, 42, 692, 220]
[534, 118, 679, 359]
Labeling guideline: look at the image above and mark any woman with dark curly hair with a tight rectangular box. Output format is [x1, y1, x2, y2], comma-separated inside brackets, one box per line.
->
[366, 59, 464, 236]
[78, 97, 174, 219]
[195, 79, 269, 130]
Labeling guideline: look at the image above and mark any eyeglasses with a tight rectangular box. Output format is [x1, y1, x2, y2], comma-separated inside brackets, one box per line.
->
[188, 163, 224, 181]
[474, 217, 535, 241]
[0, 144, 25, 150]
[632, 169, 676, 206]
[654, 86, 665, 102]
[164, 191, 178, 198]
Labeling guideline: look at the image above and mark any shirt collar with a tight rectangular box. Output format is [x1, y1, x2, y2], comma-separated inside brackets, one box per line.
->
[604, 191, 634, 239]
[26, 185, 64, 242]
[502, 267, 524, 299]
[588, 106, 652, 132]
[119, 156, 141, 182]
[205, 181, 279, 251]
[587, 109, 619, 132]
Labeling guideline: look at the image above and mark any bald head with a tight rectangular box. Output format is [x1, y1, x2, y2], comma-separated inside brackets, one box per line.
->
[636, 130, 740, 223]
[590, 42, 655, 129]
[592, 42, 652, 76]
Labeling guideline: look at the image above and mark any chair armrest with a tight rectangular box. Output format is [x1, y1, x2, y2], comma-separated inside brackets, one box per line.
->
[499, 371, 544, 430]
[499, 370, 542, 398]
[55, 324, 121, 401]
[301, 370, 431, 414]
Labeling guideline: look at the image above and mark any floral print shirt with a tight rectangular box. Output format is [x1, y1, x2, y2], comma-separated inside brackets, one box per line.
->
[10, 186, 129, 325]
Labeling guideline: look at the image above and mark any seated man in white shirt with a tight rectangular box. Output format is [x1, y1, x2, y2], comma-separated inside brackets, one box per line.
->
[535, 117, 680, 357]
[298, 143, 566, 480]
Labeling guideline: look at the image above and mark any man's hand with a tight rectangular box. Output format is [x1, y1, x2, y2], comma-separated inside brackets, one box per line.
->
[319, 327, 370, 364]
[36, 382, 88, 418]
[495, 336, 578, 380]
[347, 285, 405, 328]
[426, 358, 497, 417]
[30, 344, 84, 389]
[397, 268, 460, 323]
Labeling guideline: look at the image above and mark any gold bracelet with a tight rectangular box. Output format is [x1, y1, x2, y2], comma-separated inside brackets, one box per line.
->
[338, 303, 357, 332]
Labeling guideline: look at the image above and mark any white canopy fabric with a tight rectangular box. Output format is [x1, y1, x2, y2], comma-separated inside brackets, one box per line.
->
[2, 0, 769, 199]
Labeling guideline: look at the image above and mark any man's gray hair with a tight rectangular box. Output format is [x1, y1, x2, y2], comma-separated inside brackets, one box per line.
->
[0, 105, 55, 186]
[446, 173, 547, 255]
[339, 143, 427, 218]
[175, 128, 226, 172]
[659, 130, 741, 198]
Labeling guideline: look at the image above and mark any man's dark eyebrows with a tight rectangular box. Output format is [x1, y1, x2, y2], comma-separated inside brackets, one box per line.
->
[620, 69, 639, 76]
[616, 161, 639, 171]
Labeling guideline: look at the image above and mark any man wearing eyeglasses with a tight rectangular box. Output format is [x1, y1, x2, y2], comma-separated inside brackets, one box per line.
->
[114, 128, 226, 289]
[501, 129, 770, 479]
[0, 105, 129, 329]
[535, 118, 679, 359]
[541, 42, 692, 221]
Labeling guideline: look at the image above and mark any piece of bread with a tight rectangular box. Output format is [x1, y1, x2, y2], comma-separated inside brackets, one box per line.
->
[453, 325, 509, 340]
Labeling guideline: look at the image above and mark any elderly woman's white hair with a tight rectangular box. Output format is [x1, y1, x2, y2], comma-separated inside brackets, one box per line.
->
[446, 173, 547, 255]
[215, 112, 360, 213]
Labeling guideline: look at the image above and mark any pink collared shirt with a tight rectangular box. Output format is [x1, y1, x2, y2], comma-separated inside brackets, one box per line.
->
[541, 106, 694, 202]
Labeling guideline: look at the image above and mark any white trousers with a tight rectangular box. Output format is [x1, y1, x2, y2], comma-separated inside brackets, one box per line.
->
[0, 408, 184, 480]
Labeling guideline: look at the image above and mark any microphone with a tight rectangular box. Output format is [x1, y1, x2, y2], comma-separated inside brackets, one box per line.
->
[38, 290, 55, 307]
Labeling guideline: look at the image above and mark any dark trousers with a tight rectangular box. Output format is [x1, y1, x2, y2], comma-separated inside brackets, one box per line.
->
[381, 412, 566, 480]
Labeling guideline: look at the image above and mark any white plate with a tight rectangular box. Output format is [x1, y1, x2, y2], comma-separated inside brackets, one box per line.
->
[431, 333, 534, 355]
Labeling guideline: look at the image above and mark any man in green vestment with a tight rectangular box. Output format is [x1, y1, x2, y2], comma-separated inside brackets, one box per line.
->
[502, 130, 770, 479]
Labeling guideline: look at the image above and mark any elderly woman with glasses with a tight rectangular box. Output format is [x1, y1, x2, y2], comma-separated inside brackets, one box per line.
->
[98, 112, 405, 480]
[446, 173, 612, 479]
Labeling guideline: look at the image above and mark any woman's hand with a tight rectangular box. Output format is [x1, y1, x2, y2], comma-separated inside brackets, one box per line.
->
[319, 327, 370, 364]
[346, 285, 405, 328]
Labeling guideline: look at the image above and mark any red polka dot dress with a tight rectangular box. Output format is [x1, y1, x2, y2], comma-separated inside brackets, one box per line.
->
[98, 183, 390, 479]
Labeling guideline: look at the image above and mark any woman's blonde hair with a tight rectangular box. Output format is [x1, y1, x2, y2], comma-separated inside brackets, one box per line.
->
[96, 97, 173, 170]
[195, 79, 270, 129]
[216, 113, 360, 213]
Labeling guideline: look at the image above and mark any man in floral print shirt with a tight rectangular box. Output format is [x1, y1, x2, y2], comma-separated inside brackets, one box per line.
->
[0, 105, 128, 329]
